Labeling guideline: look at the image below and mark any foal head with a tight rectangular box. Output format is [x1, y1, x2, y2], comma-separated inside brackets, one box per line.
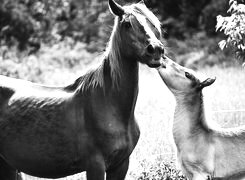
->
[158, 57, 216, 95]
[107, 0, 165, 68]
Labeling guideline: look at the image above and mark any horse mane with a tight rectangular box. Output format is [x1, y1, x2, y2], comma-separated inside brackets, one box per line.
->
[104, 17, 123, 89]
[132, 3, 161, 34]
[64, 61, 108, 93]
[103, 2, 163, 89]
[64, 2, 163, 93]
[64, 17, 123, 93]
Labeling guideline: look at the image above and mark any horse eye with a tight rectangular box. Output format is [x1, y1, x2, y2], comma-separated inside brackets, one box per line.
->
[124, 21, 131, 29]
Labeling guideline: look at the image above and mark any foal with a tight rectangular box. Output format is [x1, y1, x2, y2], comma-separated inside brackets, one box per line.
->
[158, 57, 245, 180]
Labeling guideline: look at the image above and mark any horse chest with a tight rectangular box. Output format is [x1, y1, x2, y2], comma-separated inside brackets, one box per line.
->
[88, 114, 139, 169]
[103, 125, 139, 170]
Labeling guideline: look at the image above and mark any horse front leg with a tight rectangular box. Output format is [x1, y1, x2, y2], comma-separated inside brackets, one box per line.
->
[0, 157, 22, 180]
[192, 172, 210, 180]
[86, 155, 106, 180]
[106, 158, 129, 180]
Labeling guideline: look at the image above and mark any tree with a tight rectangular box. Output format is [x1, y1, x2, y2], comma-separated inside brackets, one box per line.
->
[216, 0, 245, 61]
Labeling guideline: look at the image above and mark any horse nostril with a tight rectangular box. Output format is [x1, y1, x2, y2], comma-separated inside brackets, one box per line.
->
[146, 44, 155, 55]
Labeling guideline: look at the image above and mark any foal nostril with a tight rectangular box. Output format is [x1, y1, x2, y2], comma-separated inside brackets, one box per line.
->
[160, 46, 165, 54]
[146, 44, 155, 55]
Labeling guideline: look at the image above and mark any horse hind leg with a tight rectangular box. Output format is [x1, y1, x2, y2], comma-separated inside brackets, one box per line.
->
[0, 157, 22, 180]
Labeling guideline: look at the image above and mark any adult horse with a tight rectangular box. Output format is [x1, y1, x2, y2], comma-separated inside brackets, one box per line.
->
[0, 0, 164, 179]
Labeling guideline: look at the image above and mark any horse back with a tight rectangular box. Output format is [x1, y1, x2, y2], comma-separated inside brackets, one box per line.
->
[0, 75, 74, 100]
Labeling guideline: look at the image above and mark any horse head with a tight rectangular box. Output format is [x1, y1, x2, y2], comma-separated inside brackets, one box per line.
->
[108, 0, 165, 68]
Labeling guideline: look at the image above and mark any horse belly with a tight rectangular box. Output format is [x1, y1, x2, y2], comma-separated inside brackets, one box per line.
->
[0, 108, 89, 178]
[0, 130, 89, 178]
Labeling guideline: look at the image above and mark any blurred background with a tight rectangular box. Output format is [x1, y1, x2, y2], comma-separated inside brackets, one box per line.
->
[0, 0, 242, 81]
[1, 0, 245, 179]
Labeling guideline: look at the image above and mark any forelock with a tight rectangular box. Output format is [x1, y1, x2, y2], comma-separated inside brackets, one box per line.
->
[131, 3, 161, 34]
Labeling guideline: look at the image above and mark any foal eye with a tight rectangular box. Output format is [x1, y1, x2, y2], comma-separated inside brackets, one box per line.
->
[185, 72, 192, 79]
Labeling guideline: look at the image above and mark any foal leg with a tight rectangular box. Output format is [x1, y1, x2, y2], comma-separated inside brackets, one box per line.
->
[0, 157, 19, 180]
[192, 172, 210, 180]
[106, 158, 129, 180]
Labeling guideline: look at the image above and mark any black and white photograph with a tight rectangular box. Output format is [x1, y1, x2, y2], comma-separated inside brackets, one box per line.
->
[0, 0, 245, 179]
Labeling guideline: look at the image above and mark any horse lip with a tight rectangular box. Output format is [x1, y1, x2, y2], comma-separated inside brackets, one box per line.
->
[147, 59, 162, 68]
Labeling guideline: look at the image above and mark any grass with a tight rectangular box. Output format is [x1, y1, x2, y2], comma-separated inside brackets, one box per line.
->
[128, 65, 245, 180]
[22, 65, 245, 180]
[1, 43, 245, 179]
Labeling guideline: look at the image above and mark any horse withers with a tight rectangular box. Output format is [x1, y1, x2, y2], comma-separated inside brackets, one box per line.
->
[158, 57, 245, 180]
[0, 0, 165, 179]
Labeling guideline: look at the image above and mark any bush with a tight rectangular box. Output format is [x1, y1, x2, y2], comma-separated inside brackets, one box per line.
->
[216, 0, 245, 61]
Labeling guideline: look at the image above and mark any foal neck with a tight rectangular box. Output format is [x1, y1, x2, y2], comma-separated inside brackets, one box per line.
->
[173, 91, 208, 144]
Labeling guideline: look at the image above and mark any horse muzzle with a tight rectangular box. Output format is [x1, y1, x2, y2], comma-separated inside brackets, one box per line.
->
[145, 43, 165, 68]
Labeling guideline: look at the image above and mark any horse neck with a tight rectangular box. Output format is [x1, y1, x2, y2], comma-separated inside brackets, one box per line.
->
[108, 52, 139, 89]
[105, 17, 140, 88]
[98, 19, 139, 117]
[106, 51, 139, 114]
[105, 21, 139, 95]
[173, 91, 207, 145]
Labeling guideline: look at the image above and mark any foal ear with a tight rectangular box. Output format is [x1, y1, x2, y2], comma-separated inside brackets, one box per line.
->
[108, 0, 125, 18]
[199, 77, 216, 89]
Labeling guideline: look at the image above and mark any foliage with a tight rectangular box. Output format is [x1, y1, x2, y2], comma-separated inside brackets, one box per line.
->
[216, 0, 245, 61]
[0, 0, 71, 50]
[202, 0, 228, 36]
[0, 38, 97, 84]
[0, 0, 113, 52]
[0, 0, 234, 52]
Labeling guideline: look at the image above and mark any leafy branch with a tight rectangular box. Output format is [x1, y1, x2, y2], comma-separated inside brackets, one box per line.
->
[216, 0, 245, 61]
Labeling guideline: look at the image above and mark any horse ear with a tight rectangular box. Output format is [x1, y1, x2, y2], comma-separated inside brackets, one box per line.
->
[199, 77, 216, 89]
[138, 0, 145, 5]
[108, 0, 125, 18]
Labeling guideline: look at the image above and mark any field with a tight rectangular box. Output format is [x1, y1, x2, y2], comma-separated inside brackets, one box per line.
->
[1, 45, 245, 180]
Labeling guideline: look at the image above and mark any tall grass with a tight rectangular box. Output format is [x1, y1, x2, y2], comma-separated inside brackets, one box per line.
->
[23, 65, 245, 180]
[128, 65, 245, 180]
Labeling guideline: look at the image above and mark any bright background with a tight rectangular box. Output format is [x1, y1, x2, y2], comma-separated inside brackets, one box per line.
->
[1, 0, 245, 179]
